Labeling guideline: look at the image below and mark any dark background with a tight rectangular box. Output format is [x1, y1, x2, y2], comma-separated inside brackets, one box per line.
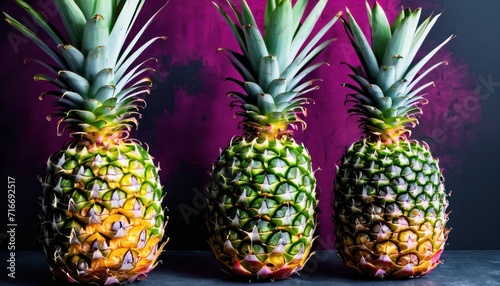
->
[0, 0, 498, 252]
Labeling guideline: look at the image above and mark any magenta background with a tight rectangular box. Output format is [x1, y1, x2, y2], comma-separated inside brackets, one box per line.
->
[0, 0, 486, 251]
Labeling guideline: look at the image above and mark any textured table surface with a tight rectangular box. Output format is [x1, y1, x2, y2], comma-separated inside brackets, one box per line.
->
[1, 250, 499, 285]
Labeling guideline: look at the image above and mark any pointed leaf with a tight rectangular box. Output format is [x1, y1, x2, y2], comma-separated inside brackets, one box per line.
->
[369, 1, 392, 64]
[3, 12, 67, 69]
[107, 0, 143, 67]
[14, 0, 66, 45]
[264, 0, 293, 73]
[257, 93, 276, 115]
[289, 0, 328, 59]
[84, 46, 109, 81]
[59, 70, 90, 97]
[404, 35, 454, 83]
[245, 81, 264, 98]
[89, 68, 114, 98]
[217, 48, 256, 82]
[82, 14, 109, 56]
[54, 0, 86, 49]
[58, 45, 85, 74]
[344, 8, 379, 80]
[267, 78, 287, 96]
[243, 23, 268, 74]
[258, 55, 279, 92]
[213, 1, 247, 55]
[114, 36, 166, 83]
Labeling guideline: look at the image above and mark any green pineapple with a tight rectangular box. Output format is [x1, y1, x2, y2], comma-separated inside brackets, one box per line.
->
[4, 0, 167, 284]
[333, 1, 454, 279]
[207, 0, 340, 280]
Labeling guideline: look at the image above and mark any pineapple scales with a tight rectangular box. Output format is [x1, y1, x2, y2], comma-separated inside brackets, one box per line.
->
[333, 1, 454, 279]
[207, 0, 340, 280]
[4, 0, 167, 284]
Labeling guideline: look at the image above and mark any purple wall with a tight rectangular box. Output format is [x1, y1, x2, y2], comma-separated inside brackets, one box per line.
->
[0, 0, 479, 251]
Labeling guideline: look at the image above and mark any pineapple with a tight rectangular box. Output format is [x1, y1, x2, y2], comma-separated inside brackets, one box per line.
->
[333, 1, 454, 279]
[4, 0, 167, 284]
[207, 0, 340, 280]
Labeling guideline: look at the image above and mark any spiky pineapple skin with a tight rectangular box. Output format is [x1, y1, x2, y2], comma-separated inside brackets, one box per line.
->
[333, 139, 449, 279]
[207, 137, 317, 280]
[41, 140, 166, 285]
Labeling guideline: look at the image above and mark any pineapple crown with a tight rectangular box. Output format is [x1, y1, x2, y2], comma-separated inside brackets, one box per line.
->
[4, 0, 166, 142]
[342, 1, 454, 143]
[214, 0, 340, 140]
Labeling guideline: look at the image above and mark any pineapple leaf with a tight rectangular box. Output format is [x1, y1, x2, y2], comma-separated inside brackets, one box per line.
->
[288, 61, 328, 92]
[115, 58, 157, 94]
[390, 8, 405, 33]
[115, 86, 149, 103]
[14, 0, 66, 45]
[376, 65, 396, 92]
[293, 79, 322, 93]
[344, 8, 378, 81]
[289, 0, 328, 61]
[113, 2, 167, 80]
[291, 0, 307, 37]
[28, 59, 59, 76]
[228, 91, 249, 105]
[58, 45, 85, 75]
[70, 110, 97, 124]
[107, 0, 144, 67]
[54, 0, 86, 49]
[369, 1, 391, 64]
[55, 98, 80, 110]
[82, 14, 109, 56]
[243, 23, 269, 75]
[257, 93, 276, 115]
[405, 81, 435, 100]
[93, 84, 116, 102]
[258, 55, 280, 92]
[114, 36, 166, 84]
[381, 8, 420, 78]
[346, 93, 375, 106]
[34, 74, 66, 89]
[74, 0, 95, 21]
[402, 13, 441, 73]
[241, 0, 258, 27]
[84, 46, 109, 82]
[274, 91, 299, 104]
[225, 78, 246, 91]
[226, 0, 243, 25]
[264, 0, 293, 73]
[217, 48, 256, 82]
[404, 34, 455, 84]
[58, 70, 90, 97]
[91, 0, 117, 31]
[245, 81, 265, 98]
[213, 1, 248, 56]
[61, 91, 85, 105]
[375, 97, 392, 112]
[89, 68, 114, 99]
[406, 61, 447, 92]
[265, 0, 278, 29]
[386, 79, 408, 99]
[267, 78, 287, 96]
[82, 98, 100, 111]
[243, 103, 261, 113]
[282, 38, 336, 89]
[3, 12, 67, 69]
